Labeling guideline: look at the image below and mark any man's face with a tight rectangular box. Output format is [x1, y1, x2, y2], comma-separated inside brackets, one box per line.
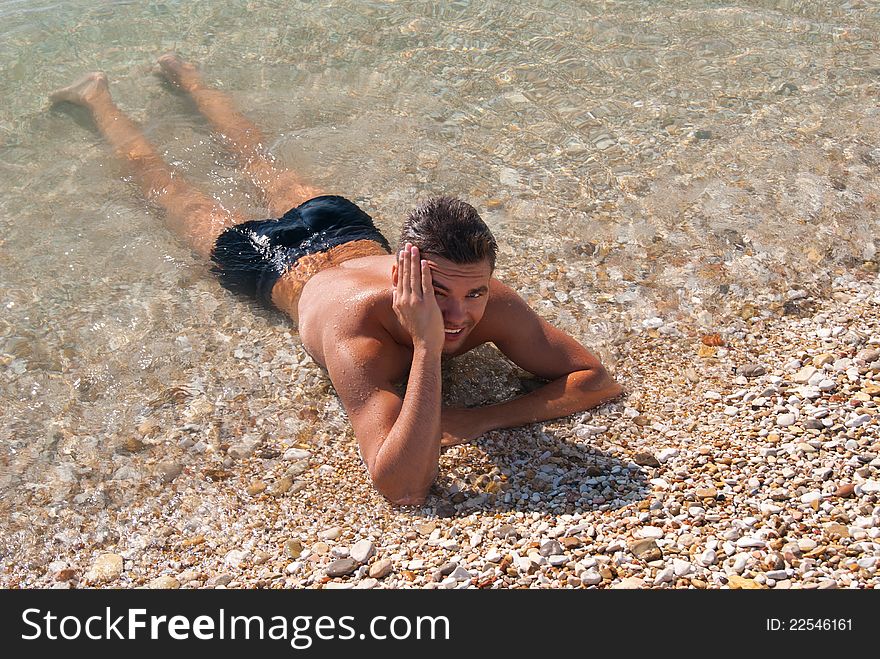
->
[423, 254, 493, 353]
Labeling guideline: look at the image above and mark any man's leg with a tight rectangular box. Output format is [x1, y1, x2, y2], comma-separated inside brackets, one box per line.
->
[50, 72, 239, 259]
[157, 54, 321, 217]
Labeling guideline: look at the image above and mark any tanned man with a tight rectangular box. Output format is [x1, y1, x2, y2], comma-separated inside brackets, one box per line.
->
[51, 55, 623, 505]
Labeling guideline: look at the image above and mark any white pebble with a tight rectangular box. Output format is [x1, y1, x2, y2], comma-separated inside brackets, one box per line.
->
[776, 413, 796, 427]
[653, 568, 674, 585]
[580, 569, 603, 585]
[636, 527, 664, 539]
[698, 549, 717, 567]
[350, 539, 374, 564]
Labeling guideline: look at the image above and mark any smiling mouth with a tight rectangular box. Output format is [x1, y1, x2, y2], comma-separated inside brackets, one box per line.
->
[444, 328, 464, 335]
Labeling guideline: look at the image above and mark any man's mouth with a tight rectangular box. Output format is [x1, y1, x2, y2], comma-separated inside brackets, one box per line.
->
[444, 327, 464, 336]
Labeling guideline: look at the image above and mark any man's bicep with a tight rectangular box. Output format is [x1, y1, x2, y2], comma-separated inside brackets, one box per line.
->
[490, 287, 601, 379]
[324, 339, 402, 467]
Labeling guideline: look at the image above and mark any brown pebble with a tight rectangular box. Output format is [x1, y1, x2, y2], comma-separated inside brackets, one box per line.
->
[629, 539, 662, 562]
[269, 477, 293, 496]
[369, 558, 393, 579]
[285, 539, 303, 559]
[560, 537, 582, 550]
[247, 480, 267, 496]
[119, 438, 146, 453]
[834, 483, 855, 498]
[55, 568, 78, 582]
[181, 535, 205, 548]
[326, 558, 357, 578]
[633, 452, 660, 467]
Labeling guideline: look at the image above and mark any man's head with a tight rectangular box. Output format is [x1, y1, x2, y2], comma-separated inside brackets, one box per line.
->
[398, 196, 497, 270]
[398, 197, 498, 352]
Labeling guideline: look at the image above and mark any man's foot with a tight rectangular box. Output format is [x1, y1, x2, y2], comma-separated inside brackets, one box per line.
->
[49, 72, 109, 107]
[156, 53, 202, 92]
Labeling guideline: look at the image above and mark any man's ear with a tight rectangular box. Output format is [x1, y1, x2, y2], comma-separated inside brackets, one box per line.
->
[391, 263, 398, 286]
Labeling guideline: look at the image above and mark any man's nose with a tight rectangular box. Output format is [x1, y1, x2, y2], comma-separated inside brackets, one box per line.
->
[442, 299, 466, 323]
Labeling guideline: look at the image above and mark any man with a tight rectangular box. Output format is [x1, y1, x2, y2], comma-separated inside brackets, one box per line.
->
[51, 55, 623, 506]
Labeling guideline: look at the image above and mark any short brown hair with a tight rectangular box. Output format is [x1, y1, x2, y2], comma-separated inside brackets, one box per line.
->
[398, 196, 497, 269]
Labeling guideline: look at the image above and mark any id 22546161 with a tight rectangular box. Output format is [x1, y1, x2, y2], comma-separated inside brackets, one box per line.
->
[766, 619, 853, 631]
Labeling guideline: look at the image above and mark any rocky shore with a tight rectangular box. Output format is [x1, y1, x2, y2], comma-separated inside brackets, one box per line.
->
[3, 274, 879, 590]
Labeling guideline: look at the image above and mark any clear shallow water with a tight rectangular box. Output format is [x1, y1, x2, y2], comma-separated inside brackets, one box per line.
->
[1, 1, 879, 549]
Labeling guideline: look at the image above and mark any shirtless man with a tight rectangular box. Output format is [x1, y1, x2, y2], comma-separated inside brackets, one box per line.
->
[51, 55, 623, 505]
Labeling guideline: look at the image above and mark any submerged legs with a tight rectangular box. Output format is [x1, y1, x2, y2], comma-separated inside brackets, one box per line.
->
[156, 53, 322, 216]
[50, 72, 238, 259]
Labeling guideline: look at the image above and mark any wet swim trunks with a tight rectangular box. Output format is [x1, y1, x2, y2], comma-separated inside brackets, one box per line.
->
[211, 195, 391, 304]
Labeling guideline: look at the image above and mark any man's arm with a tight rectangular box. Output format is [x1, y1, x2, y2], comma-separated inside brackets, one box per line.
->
[326, 244, 445, 505]
[441, 281, 623, 444]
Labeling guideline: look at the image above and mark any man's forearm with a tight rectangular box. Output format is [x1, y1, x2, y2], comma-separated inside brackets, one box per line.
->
[371, 346, 443, 503]
[473, 368, 622, 432]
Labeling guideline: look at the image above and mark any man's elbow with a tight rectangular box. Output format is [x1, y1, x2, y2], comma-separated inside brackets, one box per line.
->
[375, 480, 430, 506]
[369, 467, 435, 507]
[575, 367, 624, 402]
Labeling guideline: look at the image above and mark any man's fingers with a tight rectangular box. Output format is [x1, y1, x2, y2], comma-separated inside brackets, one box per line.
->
[400, 245, 411, 296]
[410, 245, 423, 298]
[395, 248, 405, 299]
[421, 259, 434, 299]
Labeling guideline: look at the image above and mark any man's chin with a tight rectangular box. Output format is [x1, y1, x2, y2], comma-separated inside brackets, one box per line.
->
[441, 331, 467, 352]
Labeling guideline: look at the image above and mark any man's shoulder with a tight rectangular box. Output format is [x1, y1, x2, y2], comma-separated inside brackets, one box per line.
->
[472, 279, 537, 339]
[485, 278, 533, 317]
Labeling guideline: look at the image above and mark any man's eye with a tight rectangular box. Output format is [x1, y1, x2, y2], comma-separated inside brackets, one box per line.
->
[467, 293, 482, 298]
[434, 291, 446, 297]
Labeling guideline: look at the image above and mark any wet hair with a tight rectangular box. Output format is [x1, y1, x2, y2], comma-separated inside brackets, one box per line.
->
[398, 196, 498, 269]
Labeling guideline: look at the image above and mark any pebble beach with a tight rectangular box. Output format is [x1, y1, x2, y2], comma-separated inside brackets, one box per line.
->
[3, 269, 879, 591]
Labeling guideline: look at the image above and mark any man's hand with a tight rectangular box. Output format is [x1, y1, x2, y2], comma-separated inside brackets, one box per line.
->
[392, 243, 444, 352]
[440, 407, 487, 447]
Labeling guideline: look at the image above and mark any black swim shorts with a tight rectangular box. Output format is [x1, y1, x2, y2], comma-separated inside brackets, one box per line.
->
[210, 195, 391, 304]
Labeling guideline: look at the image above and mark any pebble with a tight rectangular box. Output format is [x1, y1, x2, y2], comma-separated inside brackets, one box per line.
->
[611, 577, 645, 589]
[283, 448, 311, 461]
[737, 364, 766, 378]
[633, 452, 660, 467]
[845, 414, 872, 428]
[776, 413, 797, 426]
[369, 559, 393, 579]
[449, 565, 471, 582]
[798, 539, 818, 552]
[350, 539, 375, 564]
[84, 554, 123, 584]
[157, 461, 183, 483]
[540, 540, 563, 557]
[318, 527, 343, 541]
[580, 569, 603, 585]
[148, 576, 180, 589]
[629, 539, 662, 561]
[636, 527, 664, 539]
[326, 558, 357, 578]
[793, 366, 817, 384]
[654, 568, 674, 585]
[285, 539, 303, 559]
[657, 448, 679, 463]
[698, 549, 717, 567]
[485, 549, 504, 563]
